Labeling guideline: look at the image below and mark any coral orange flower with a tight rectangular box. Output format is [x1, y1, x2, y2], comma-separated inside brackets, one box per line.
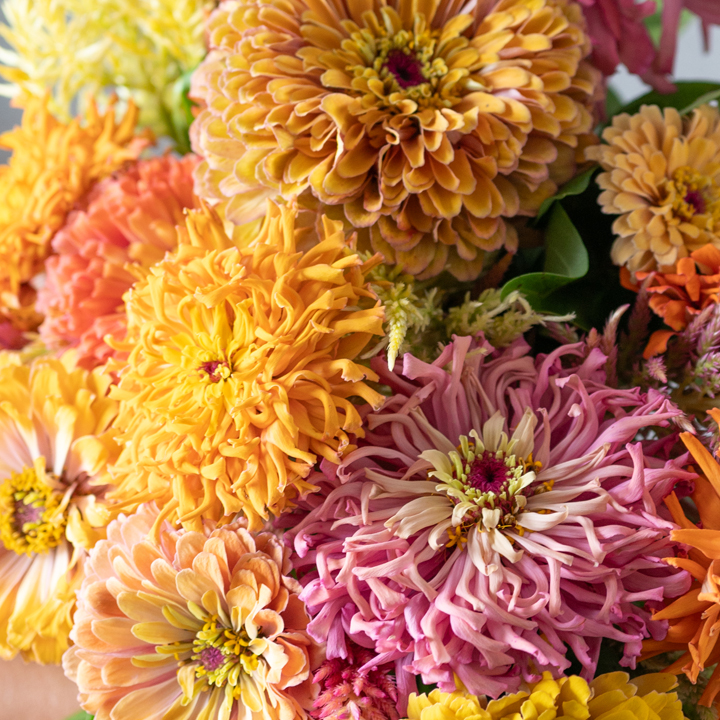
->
[588, 104, 720, 273]
[37, 154, 199, 369]
[64, 503, 320, 720]
[0, 355, 119, 664]
[0, 95, 149, 337]
[642, 412, 720, 709]
[107, 201, 384, 531]
[190, 0, 600, 280]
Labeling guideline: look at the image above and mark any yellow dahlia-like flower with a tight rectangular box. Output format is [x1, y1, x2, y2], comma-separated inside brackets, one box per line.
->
[108, 201, 384, 531]
[0, 94, 149, 333]
[190, 0, 600, 281]
[587, 104, 720, 273]
[0, 355, 119, 664]
[0, 0, 213, 143]
[406, 672, 686, 720]
[65, 504, 320, 720]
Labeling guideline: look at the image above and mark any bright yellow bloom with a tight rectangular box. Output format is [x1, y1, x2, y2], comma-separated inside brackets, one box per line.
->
[0, 355, 119, 663]
[191, 0, 600, 281]
[0, 0, 212, 143]
[406, 672, 686, 720]
[587, 104, 720, 273]
[0, 95, 149, 334]
[108, 201, 385, 530]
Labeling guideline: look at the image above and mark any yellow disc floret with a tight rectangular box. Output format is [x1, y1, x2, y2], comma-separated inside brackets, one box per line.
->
[0, 463, 67, 555]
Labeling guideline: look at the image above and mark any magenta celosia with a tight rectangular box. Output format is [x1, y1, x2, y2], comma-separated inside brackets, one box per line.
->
[287, 336, 693, 706]
[37, 154, 199, 369]
[312, 642, 399, 720]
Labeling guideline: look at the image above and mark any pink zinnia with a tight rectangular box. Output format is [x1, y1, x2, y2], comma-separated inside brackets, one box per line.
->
[287, 336, 693, 705]
[577, 0, 661, 84]
[37, 154, 199, 369]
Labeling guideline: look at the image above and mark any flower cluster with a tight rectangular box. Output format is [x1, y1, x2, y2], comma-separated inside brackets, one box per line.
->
[2, 2, 720, 720]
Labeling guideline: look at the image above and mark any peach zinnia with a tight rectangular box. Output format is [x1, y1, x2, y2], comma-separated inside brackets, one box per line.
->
[107, 201, 384, 531]
[588, 104, 720, 273]
[190, 0, 600, 280]
[642, 417, 720, 709]
[0, 95, 149, 335]
[37, 154, 199, 369]
[0, 356, 119, 664]
[64, 503, 319, 720]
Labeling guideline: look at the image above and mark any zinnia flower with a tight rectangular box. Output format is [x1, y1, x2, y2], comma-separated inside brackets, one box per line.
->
[313, 642, 399, 720]
[576, 0, 659, 84]
[107, 201, 384, 531]
[0, 95, 149, 334]
[288, 335, 692, 701]
[0, 0, 213, 144]
[0, 356, 119, 663]
[64, 503, 320, 720]
[406, 671, 686, 720]
[190, 0, 601, 281]
[587, 104, 720, 273]
[642, 418, 720, 709]
[37, 154, 200, 369]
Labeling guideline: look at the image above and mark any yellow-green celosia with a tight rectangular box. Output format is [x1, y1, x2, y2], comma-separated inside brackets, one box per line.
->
[0, 0, 212, 145]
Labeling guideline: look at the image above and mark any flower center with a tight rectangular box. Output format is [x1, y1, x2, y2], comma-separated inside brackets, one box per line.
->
[0, 466, 67, 555]
[669, 166, 720, 225]
[425, 430, 549, 549]
[467, 455, 511, 493]
[190, 615, 265, 689]
[198, 359, 231, 383]
[383, 49, 426, 89]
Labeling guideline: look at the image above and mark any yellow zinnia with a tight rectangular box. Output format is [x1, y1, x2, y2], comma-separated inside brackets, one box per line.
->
[406, 672, 686, 720]
[0, 355, 119, 663]
[108, 201, 385, 531]
[0, 94, 149, 334]
[191, 0, 600, 281]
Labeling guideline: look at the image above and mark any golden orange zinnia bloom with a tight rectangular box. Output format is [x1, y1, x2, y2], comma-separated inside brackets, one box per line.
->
[64, 503, 320, 720]
[642, 413, 720, 708]
[588, 104, 720, 273]
[0, 94, 150, 335]
[108, 201, 385, 530]
[190, 0, 600, 281]
[0, 354, 119, 664]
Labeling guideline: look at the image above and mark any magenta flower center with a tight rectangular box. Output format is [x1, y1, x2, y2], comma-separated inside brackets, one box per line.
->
[685, 189, 707, 215]
[384, 49, 426, 88]
[198, 646, 226, 672]
[467, 454, 511, 493]
[14, 501, 43, 530]
[198, 360, 229, 383]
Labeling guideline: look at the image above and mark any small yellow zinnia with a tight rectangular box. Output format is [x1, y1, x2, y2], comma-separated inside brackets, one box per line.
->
[0, 355, 119, 664]
[587, 104, 720, 273]
[406, 672, 686, 720]
[108, 201, 385, 530]
[0, 94, 149, 333]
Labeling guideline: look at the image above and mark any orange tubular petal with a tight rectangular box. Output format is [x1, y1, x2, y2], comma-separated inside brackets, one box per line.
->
[672, 529, 720, 560]
[682, 432, 720, 499]
[653, 590, 709, 621]
[664, 491, 696, 530]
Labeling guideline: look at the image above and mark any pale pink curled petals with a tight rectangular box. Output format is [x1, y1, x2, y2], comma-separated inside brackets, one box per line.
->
[287, 336, 693, 706]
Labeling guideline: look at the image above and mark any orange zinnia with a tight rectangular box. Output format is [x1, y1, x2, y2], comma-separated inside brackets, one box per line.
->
[0, 95, 149, 335]
[642, 411, 720, 708]
[107, 201, 385, 531]
[190, 0, 600, 280]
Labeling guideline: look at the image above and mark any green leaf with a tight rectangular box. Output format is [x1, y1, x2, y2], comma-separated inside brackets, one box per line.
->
[501, 205, 588, 303]
[605, 86, 623, 119]
[612, 81, 720, 120]
[415, 677, 438, 695]
[679, 88, 720, 116]
[535, 166, 598, 221]
[63, 712, 93, 720]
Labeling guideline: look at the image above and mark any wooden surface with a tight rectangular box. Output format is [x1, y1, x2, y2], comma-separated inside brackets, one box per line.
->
[0, 656, 80, 719]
